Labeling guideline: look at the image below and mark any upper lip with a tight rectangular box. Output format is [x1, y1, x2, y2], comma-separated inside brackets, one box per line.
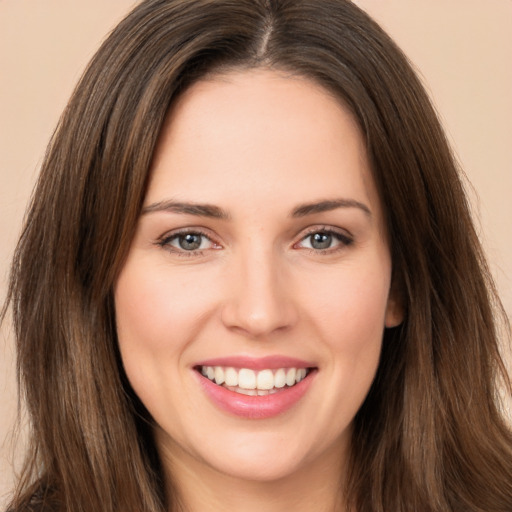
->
[194, 355, 316, 371]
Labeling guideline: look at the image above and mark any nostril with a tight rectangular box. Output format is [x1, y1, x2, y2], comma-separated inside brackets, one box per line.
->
[220, 299, 298, 338]
[219, 260, 298, 337]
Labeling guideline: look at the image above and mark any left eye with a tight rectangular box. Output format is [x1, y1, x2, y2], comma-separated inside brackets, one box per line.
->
[297, 230, 352, 251]
[164, 232, 214, 251]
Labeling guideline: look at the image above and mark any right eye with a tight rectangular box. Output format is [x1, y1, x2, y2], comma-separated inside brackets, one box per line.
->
[158, 229, 221, 256]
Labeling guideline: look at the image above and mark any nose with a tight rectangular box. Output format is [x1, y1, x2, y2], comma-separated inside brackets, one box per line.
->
[220, 246, 298, 339]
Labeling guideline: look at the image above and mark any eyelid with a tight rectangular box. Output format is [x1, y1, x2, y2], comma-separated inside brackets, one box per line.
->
[154, 224, 353, 256]
[156, 227, 222, 256]
[293, 225, 354, 251]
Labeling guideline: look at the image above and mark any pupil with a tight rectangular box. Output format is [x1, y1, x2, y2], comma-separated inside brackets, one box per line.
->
[311, 233, 332, 250]
[179, 233, 201, 250]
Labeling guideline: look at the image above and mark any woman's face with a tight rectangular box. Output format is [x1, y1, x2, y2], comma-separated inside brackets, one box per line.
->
[114, 69, 402, 484]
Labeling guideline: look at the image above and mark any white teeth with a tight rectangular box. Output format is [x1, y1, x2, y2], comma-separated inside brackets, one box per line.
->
[200, 365, 310, 392]
[256, 369, 274, 390]
[296, 368, 307, 383]
[237, 388, 257, 396]
[285, 368, 296, 386]
[214, 367, 225, 385]
[238, 368, 256, 389]
[274, 368, 286, 388]
[224, 367, 238, 387]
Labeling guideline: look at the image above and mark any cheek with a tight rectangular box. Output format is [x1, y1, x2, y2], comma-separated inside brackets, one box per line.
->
[310, 265, 390, 413]
[303, 261, 391, 343]
[113, 261, 208, 413]
[301, 257, 391, 394]
[113, 259, 217, 419]
[114, 258, 213, 354]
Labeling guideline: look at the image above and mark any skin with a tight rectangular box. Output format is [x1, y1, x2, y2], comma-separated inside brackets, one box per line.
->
[114, 69, 402, 511]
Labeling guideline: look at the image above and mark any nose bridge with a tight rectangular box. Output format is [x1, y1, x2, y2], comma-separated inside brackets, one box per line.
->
[221, 238, 297, 337]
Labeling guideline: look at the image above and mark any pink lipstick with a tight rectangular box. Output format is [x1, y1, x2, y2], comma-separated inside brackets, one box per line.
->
[194, 356, 317, 419]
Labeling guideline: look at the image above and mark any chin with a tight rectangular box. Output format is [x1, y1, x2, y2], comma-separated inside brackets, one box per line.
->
[203, 447, 308, 483]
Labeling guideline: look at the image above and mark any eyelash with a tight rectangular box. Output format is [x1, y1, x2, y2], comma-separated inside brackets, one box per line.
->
[156, 226, 353, 257]
[156, 228, 219, 257]
[294, 226, 354, 254]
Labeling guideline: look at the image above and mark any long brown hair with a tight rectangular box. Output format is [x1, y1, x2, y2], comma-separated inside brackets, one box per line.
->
[4, 1, 512, 511]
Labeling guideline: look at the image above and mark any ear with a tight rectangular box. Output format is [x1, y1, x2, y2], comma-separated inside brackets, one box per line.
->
[384, 276, 404, 328]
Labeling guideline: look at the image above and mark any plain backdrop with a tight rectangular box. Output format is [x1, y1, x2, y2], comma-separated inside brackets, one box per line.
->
[1, 0, 511, 506]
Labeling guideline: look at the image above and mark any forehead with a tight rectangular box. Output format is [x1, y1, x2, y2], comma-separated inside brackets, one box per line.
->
[147, 69, 381, 221]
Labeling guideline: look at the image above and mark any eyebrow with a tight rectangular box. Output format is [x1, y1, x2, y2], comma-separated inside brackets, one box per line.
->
[141, 197, 371, 220]
[142, 200, 230, 219]
[291, 198, 371, 218]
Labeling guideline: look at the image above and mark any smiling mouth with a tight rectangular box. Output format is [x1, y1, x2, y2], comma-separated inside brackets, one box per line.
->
[196, 365, 313, 396]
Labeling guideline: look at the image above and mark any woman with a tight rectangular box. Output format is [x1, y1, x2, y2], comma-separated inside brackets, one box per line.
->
[4, 0, 512, 511]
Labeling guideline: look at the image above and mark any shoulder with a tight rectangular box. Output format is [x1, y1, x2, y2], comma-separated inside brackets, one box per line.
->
[6, 502, 57, 512]
[5, 490, 59, 512]
[5, 503, 53, 512]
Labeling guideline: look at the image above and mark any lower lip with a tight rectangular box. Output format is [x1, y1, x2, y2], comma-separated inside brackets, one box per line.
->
[196, 370, 316, 419]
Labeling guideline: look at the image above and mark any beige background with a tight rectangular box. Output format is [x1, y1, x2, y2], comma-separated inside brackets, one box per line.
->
[1, 0, 511, 505]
